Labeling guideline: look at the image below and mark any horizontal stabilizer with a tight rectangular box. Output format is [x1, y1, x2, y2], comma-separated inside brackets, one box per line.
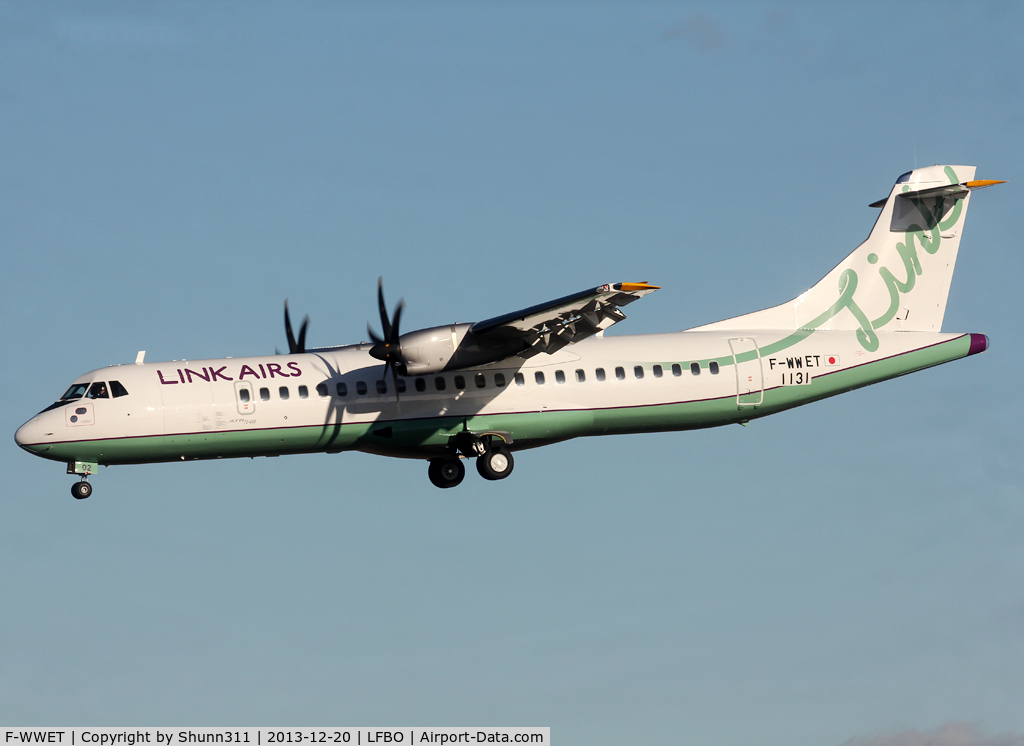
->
[870, 178, 1004, 207]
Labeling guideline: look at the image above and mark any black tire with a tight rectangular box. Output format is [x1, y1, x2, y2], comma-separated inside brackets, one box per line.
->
[71, 481, 93, 500]
[476, 448, 514, 481]
[428, 458, 465, 489]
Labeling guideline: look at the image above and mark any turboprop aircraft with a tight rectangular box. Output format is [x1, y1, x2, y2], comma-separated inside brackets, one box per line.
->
[16, 165, 1002, 499]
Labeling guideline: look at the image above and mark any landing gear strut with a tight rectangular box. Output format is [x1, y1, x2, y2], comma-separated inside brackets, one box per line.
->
[428, 458, 465, 489]
[71, 479, 93, 500]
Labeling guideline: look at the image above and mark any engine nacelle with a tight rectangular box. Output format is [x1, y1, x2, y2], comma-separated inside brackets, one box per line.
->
[395, 324, 465, 375]
[395, 323, 525, 376]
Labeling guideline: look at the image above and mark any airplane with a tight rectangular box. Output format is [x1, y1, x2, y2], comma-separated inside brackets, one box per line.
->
[15, 164, 1002, 499]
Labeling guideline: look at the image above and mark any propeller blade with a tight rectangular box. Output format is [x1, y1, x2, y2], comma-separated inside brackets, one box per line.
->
[389, 300, 405, 345]
[368, 325, 384, 346]
[296, 315, 309, 354]
[284, 300, 310, 354]
[284, 300, 298, 353]
[377, 278, 392, 340]
[390, 361, 401, 402]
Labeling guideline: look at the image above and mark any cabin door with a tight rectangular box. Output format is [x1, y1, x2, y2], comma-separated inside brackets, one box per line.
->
[234, 381, 256, 415]
[728, 337, 764, 407]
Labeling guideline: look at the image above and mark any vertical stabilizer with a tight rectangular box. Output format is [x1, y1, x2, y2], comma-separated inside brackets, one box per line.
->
[692, 165, 999, 348]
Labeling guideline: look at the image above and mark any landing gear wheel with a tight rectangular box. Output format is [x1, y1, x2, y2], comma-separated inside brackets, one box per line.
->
[428, 458, 465, 489]
[71, 481, 93, 500]
[476, 448, 514, 481]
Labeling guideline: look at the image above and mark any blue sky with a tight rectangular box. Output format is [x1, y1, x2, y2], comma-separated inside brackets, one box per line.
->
[2, 3, 1023, 744]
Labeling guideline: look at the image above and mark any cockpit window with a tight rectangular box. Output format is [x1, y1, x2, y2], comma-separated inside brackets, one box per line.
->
[86, 382, 109, 399]
[61, 383, 89, 400]
[110, 380, 129, 398]
[896, 171, 913, 184]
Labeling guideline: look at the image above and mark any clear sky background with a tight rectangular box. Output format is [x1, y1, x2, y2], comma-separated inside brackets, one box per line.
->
[2, 3, 1023, 744]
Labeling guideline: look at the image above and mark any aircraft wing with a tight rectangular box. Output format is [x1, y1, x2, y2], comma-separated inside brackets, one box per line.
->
[469, 282, 660, 356]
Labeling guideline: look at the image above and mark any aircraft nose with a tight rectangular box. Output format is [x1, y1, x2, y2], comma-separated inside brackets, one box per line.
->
[15, 417, 42, 450]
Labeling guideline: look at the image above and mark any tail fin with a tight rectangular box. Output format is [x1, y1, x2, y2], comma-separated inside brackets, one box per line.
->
[692, 165, 1001, 347]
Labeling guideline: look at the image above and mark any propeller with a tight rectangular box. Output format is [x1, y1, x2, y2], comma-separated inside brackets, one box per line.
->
[368, 277, 405, 396]
[283, 300, 309, 354]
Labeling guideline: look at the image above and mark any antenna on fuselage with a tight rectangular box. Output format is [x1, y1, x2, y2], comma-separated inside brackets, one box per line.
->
[135, 351, 146, 365]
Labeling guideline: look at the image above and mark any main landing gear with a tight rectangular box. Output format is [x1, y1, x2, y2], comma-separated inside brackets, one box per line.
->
[427, 439, 515, 489]
[428, 458, 465, 489]
[476, 447, 514, 481]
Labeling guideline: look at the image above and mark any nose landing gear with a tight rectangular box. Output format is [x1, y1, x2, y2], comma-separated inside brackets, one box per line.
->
[67, 460, 99, 499]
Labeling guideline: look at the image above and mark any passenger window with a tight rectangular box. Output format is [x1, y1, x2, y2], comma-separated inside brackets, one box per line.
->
[279, 387, 290, 400]
[709, 361, 720, 375]
[615, 367, 625, 381]
[575, 369, 585, 383]
[415, 377, 426, 392]
[652, 365, 663, 378]
[110, 380, 129, 398]
[672, 364, 682, 377]
[690, 362, 701, 376]
[298, 385, 308, 399]
[316, 383, 328, 398]
[555, 370, 565, 384]
[494, 373, 506, 387]
[434, 377, 446, 391]
[336, 382, 348, 397]
[239, 389, 251, 403]
[356, 381, 367, 395]
[595, 368, 606, 382]
[535, 371, 545, 385]
[397, 378, 407, 393]
[260, 387, 270, 401]
[514, 373, 525, 386]
[86, 382, 109, 399]
[634, 366, 644, 379]
[376, 380, 387, 395]
[454, 375, 466, 390]
[475, 373, 486, 388]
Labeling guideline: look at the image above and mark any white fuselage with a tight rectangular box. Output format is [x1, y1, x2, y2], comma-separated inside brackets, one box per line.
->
[15, 328, 979, 467]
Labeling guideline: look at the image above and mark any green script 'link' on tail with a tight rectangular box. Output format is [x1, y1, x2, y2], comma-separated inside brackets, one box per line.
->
[690, 165, 1002, 347]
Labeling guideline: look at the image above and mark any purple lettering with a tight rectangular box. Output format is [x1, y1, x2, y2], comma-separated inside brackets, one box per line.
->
[239, 365, 259, 379]
[258, 364, 267, 378]
[266, 362, 285, 378]
[157, 370, 178, 385]
[185, 367, 210, 383]
[210, 366, 233, 382]
[177, 369, 185, 383]
[287, 361, 302, 377]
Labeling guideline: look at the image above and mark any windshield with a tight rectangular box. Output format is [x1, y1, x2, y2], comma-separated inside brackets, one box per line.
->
[86, 381, 109, 399]
[60, 383, 89, 400]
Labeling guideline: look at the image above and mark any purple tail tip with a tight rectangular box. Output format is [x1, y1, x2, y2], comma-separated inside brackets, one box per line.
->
[968, 333, 989, 356]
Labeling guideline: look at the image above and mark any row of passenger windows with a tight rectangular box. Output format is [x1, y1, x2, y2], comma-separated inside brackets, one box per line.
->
[238, 385, 311, 403]
[305, 362, 721, 399]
